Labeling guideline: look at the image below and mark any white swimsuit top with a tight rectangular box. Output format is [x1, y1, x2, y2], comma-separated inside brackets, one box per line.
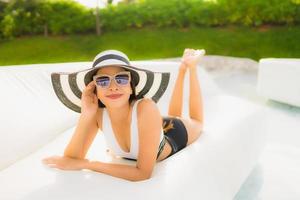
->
[102, 99, 165, 160]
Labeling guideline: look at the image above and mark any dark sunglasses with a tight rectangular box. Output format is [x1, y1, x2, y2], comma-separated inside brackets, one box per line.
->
[93, 71, 131, 89]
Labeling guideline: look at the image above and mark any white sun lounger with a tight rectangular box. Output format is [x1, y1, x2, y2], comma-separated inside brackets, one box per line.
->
[0, 61, 267, 200]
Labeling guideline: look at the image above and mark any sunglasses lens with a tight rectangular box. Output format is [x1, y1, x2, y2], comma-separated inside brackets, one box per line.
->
[115, 74, 130, 85]
[95, 73, 130, 88]
[96, 76, 110, 88]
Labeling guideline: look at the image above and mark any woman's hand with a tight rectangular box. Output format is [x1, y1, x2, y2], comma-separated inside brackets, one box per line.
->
[181, 48, 206, 70]
[42, 155, 89, 170]
[81, 81, 99, 117]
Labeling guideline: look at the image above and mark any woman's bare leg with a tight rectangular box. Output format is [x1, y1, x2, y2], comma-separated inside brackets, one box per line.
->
[188, 67, 204, 123]
[166, 61, 204, 147]
[167, 64, 187, 117]
[167, 62, 204, 122]
[165, 49, 204, 149]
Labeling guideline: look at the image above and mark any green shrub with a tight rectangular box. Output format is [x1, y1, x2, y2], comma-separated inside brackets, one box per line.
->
[0, 0, 42, 37]
[0, 14, 15, 39]
[0, 0, 299, 39]
[0, 0, 95, 37]
[99, 0, 300, 30]
[218, 0, 300, 26]
[0, 1, 8, 38]
[46, 0, 95, 35]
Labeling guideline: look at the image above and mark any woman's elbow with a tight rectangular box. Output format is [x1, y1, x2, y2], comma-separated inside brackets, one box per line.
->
[130, 171, 152, 182]
[131, 175, 151, 182]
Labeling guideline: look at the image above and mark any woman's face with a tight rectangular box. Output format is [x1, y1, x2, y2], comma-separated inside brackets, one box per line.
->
[94, 65, 132, 109]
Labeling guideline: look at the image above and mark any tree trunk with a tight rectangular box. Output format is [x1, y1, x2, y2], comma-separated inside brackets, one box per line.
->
[44, 24, 48, 37]
[95, 0, 101, 36]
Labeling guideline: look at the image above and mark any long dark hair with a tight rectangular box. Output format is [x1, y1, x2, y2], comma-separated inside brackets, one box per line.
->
[97, 69, 137, 108]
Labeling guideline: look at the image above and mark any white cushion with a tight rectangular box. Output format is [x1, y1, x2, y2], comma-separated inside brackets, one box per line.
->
[257, 58, 300, 107]
[0, 63, 83, 170]
[0, 61, 267, 200]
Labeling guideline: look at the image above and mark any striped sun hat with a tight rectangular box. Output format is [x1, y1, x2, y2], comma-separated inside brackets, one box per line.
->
[51, 49, 170, 113]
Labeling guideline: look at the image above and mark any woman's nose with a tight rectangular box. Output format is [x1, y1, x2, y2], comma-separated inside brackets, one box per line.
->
[108, 79, 119, 90]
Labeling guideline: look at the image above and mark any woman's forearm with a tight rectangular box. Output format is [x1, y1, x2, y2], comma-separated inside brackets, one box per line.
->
[64, 115, 98, 159]
[84, 160, 149, 182]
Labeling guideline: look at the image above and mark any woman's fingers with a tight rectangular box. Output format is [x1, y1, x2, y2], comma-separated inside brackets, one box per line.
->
[42, 157, 52, 163]
[42, 156, 54, 163]
[93, 93, 98, 103]
[83, 81, 96, 96]
[43, 155, 61, 162]
[85, 81, 95, 90]
[86, 81, 96, 90]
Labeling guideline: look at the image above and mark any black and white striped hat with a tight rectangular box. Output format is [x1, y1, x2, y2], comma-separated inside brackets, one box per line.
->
[51, 49, 170, 113]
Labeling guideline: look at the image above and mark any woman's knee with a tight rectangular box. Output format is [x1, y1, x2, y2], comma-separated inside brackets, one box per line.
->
[181, 118, 203, 145]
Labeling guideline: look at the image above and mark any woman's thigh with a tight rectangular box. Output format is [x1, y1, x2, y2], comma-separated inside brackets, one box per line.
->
[169, 115, 203, 146]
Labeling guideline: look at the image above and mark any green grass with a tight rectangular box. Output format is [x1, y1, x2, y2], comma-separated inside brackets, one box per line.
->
[0, 25, 299, 66]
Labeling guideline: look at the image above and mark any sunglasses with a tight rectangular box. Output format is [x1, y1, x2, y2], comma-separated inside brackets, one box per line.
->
[93, 71, 131, 89]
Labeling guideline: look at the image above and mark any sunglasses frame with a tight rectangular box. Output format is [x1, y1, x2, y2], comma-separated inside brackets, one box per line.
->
[93, 71, 131, 89]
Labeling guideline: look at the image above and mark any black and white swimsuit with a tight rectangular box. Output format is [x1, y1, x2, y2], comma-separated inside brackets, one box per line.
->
[102, 99, 166, 161]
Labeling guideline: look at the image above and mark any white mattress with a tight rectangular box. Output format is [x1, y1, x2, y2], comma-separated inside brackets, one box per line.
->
[0, 61, 267, 200]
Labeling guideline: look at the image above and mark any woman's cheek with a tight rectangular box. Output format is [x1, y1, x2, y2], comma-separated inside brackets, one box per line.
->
[127, 86, 133, 95]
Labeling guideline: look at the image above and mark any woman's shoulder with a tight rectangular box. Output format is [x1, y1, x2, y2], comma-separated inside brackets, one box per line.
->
[136, 98, 160, 119]
[136, 98, 156, 109]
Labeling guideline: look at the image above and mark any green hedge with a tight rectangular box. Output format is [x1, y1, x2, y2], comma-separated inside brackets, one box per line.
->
[1, 0, 299, 39]
[100, 0, 300, 30]
[0, 0, 94, 38]
[218, 0, 300, 26]
[45, 0, 95, 35]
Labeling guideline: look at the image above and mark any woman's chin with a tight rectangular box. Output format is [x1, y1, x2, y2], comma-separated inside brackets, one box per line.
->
[103, 98, 130, 108]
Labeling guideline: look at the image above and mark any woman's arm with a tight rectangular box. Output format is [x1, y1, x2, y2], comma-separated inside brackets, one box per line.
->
[42, 114, 99, 169]
[63, 113, 99, 159]
[64, 81, 101, 159]
[43, 99, 160, 182]
[83, 161, 147, 182]
[135, 98, 162, 178]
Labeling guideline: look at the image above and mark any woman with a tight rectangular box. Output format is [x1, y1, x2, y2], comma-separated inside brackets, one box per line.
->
[42, 48, 204, 182]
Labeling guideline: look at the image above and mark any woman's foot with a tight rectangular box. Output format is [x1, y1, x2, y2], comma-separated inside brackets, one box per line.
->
[181, 48, 205, 70]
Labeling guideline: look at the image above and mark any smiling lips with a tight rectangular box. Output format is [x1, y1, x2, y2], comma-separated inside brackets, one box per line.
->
[106, 94, 123, 99]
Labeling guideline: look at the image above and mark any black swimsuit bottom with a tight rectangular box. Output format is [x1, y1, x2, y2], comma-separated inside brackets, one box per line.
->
[122, 116, 188, 161]
[161, 116, 188, 159]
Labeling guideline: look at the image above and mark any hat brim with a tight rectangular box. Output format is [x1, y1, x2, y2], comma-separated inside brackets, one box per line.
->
[51, 64, 170, 113]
